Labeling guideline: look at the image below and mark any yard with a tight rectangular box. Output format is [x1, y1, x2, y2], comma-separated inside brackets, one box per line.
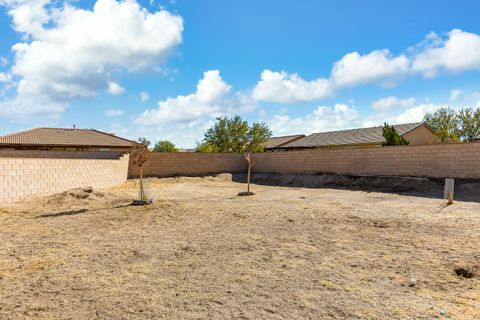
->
[0, 175, 479, 319]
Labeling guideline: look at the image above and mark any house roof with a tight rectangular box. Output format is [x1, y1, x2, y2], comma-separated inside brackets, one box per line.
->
[0, 128, 134, 148]
[284, 122, 427, 148]
[265, 134, 306, 149]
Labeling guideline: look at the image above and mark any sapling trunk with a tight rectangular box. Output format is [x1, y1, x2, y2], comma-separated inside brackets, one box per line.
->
[140, 165, 144, 200]
[247, 163, 251, 192]
[244, 153, 254, 193]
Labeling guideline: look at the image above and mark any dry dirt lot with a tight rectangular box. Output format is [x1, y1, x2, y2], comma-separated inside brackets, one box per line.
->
[0, 175, 479, 319]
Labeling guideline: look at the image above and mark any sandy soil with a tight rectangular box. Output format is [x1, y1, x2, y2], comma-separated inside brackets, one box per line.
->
[0, 175, 479, 319]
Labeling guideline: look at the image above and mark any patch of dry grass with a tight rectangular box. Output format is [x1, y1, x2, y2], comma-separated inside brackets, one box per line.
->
[0, 176, 479, 319]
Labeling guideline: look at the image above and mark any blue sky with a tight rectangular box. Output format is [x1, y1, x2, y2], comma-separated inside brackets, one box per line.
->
[0, 0, 479, 147]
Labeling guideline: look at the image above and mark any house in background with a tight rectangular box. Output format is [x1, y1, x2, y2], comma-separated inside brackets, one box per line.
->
[264, 134, 306, 151]
[0, 128, 134, 151]
[280, 122, 438, 150]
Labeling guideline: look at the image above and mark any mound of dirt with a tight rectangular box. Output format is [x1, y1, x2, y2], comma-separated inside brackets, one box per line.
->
[46, 187, 106, 204]
[24, 187, 131, 213]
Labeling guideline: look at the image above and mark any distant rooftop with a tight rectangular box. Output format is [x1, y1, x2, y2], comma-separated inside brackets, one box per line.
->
[0, 128, 134, 148]
[265, 134, 306, 149]
[284, 123, 427, 148]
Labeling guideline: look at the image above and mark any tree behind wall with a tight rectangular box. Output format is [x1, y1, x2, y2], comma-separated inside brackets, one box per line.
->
[202, 115, 272, 194]
[424, 107, 460, 142]
[382, 123, 410, 146]
[153, 140, 178, 152]
[457, 108, 480, 142]
[203, 115, 272, 152]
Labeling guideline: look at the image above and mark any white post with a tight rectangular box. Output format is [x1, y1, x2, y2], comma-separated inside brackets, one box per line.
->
[444, 178, 454, 204]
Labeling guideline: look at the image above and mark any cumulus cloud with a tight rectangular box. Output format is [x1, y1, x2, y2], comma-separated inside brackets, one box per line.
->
[450, 89, 462, 101]
[105, 109, 124, 117]
[140, 91, 149, 102]
[372, 96, 416, 110]
[133, 70, 258, 147]
[252, 50, 409, 104]
[252, 70, 332, 104]
[364, 103, 444, 128]
[0, 0, 50, 36]
[135, 70, 232, 126]
[253, 29, 480, 104]
[269, 103, 360, 136]
[412, 29, 480, 77]
[107, 82, 125, 95]
[0, 72, 12, 83]
[0, 0, 183, 120]
[387, 104, 443, 124]
[331, 49, 409, 87]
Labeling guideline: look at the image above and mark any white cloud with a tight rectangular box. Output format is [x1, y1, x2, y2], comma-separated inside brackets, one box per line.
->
[252, 50, 409, 104]
[450, 89, 462, 101]
[0, 72, 12, 83]
[387, 104, 443, 124]
[269, 103, 360, 136]
[107, 82, 125, 95]
[105, 109, 124, 117]
[252, 69, 332, 104]
[0, 57, 8, 66]
[252, 29, 480, 104]
[412, 29, 480, 77]
[364, 103, 444, 128]
[331, 49, 409, 87]
[372, 96, 416, 110]
[135, 70, 232, 126]
[140, 91, 149, 102]
[0, 0, 183, 120]
[0, 0, 51, 37]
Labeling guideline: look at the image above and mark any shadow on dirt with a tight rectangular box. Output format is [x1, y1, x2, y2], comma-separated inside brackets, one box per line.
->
[232, 172, 480, 203]
[35, 204, 132, 219]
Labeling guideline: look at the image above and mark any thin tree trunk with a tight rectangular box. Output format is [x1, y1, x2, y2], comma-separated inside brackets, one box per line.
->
[247, 163, 251, 192]
[140, 165, 144, 200]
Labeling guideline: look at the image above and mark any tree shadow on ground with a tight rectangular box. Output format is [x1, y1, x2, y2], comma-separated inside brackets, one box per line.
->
[232, 173, 480, 203]
[35, 204, 132, 219]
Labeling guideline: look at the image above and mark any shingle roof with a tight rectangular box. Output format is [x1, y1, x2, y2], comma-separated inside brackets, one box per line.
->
[265, 134, 306, 149]
[284, 123, 426, 148]
[0, 128, 134, 148]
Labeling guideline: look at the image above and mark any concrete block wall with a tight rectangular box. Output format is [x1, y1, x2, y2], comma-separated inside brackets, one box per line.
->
[253, 143, 480, 179]
[129, 144, 480, 180]
[128, 152, 247, 178]
[0, 151, 129, 204]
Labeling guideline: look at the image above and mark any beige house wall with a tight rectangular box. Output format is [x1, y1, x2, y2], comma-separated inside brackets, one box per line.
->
[403, 125, 438, 145]
[0, 151, 129, 205]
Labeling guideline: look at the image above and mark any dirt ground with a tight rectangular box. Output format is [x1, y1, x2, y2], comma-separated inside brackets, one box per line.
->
[0, 175, 479, 319]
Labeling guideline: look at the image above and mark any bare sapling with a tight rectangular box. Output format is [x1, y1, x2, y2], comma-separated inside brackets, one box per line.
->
[130, 140, 151, 204]
[238, 152, 255, 196]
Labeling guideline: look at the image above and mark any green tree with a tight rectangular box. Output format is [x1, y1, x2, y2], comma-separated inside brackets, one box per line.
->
[457, 108, 480, 142]
[195, 141, 215, 152]
[153, 140, 178, 152]
[203, 115, 272, 152]
[424, 107, 460, 142]
[382, 123, 410, 146]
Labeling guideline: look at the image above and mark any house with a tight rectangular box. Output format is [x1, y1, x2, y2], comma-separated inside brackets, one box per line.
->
[0, 127, 134, 151]
[281, 122, 438, 150]
[264, 134, 306, 151]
